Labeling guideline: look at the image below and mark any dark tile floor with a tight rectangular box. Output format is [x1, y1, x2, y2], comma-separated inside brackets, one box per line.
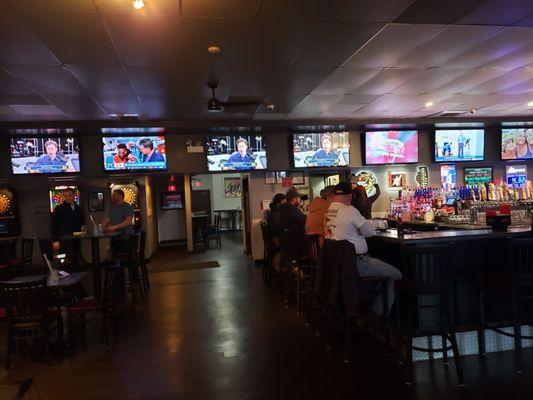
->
[2, 233, 533, 399]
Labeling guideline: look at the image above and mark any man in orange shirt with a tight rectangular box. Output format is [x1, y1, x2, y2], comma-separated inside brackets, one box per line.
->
[305, 186, 334, 241]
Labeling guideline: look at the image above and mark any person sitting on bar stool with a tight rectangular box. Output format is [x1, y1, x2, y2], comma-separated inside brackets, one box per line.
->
[278, 188, 307, 251]
[325, 182, 402, 316]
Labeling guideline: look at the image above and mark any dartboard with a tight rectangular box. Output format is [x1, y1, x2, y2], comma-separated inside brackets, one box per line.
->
[122, 187, 137, 206]
[0, 193, 11, 216]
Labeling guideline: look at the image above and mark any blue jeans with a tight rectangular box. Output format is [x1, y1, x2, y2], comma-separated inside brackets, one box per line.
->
[357, 255, 402, 315]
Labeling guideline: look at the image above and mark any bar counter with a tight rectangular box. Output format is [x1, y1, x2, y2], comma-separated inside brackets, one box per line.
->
[368, 226, 532, 330]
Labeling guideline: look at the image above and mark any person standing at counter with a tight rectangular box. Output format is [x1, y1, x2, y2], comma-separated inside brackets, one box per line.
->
[103, 189, 134, 255]
[51, 188, 84, 266]
[325, 182, 401, 315]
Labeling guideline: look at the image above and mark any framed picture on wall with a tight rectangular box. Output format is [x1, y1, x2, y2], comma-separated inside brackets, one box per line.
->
[265, 172, 276, 184]
[275, 171, 287, 184]
[289, 171, 305, 185]
[388, 171, 407, 190]
[88, 192, 105, 212]
[224, 177, 242, 198]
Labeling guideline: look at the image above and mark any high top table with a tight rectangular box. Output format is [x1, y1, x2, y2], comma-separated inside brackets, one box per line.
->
[59, 232, 119, 299]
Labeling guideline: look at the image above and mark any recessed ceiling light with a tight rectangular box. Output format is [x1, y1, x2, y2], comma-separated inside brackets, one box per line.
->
[528, 101, 533, 108]
[133, 0, 144, 10]
[425, 101, 434, 107]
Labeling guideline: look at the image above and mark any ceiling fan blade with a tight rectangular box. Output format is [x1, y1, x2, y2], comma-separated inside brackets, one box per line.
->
[220, 100, 264, 107]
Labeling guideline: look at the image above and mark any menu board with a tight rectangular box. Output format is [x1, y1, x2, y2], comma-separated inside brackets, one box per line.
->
[464, 167, 492, 185]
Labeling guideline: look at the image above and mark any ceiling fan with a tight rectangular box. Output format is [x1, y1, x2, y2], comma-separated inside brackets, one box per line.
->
[206, 75, 263, 113]
[205, 46, 263, 112]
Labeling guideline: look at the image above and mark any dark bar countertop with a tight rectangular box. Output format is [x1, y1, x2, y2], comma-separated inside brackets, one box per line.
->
[373, 227, 531, 244]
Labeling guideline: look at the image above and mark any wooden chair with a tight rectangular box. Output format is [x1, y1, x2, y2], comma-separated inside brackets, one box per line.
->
[0, 277, 61, 370]
[397, 244, 464, 386]
[66, 262, 120, 349]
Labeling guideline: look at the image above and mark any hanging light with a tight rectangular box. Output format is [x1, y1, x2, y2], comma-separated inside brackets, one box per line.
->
[133, 0, 144, 10]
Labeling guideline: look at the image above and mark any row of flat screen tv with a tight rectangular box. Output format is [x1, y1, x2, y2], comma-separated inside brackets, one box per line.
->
[8, 128, 533, 175]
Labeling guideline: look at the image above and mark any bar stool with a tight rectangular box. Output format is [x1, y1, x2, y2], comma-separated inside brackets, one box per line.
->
[314, 239, 390, 363]
[397, 244, 464, 386]
[137, 230, 150, 295]
[260, 222, 273, 287]
[479, 237, 533, 373]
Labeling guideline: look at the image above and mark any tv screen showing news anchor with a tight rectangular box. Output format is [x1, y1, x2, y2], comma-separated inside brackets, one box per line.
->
[206, 135, 267, 171]
[292, 132, 350, 168]
[10, 136, 80, 174]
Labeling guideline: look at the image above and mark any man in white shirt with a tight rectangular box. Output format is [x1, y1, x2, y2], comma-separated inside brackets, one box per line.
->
[325, 182, 402, 315]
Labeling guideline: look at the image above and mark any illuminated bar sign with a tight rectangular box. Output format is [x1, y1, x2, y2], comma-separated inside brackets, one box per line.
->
[464, 167, 492, 185]
[506, 165, 527, 188]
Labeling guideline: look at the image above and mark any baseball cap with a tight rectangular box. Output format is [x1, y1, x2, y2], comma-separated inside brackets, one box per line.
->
[333, 182, 352, 195]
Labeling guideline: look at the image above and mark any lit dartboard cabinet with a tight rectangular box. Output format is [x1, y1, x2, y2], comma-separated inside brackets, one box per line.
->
[0, 187, 21, 237]
[49, 185, 80, 213]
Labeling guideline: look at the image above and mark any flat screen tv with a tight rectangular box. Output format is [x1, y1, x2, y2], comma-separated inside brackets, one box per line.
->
[206, 135, 267, 171]
[501, 128, 533, 160]
[464, 167, 492, 185]
[364, 130, 418, 165]
[161, 192, 183, 210]
[292, 132, 349, 168]
[434, 129, 484, 162]
[10, 136, 80, 174]
[102, 136, 166, 171]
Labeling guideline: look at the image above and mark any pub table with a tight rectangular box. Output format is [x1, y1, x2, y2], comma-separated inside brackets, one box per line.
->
[59, 232, 118, 299]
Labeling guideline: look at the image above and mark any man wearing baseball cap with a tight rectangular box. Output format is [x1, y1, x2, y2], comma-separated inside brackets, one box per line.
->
[277, 187, 307, 250]
[325, 182, 401, 315]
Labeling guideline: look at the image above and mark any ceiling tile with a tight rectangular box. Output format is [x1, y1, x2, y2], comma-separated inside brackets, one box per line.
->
[394, 0, 482, 24]
[67, 65, 135, 96]
[393, 25, 503, 68]
[4, 0, 96, 13]
[458, 0, 533, 25]
[350, 68, 424, 95]
[317, 0, 415, 23]
[432, 68, 512, 94]
[443, 27, 533, 68]
[392, 69, 470, 94]
[344, 23, 444, 68]
[465, 67, 533, 94]
[482, 42, 533, 69]
[0, 94, 48, 105]
[294, 23, 385, 68]
[4, 65, 88, 96]
[9, 104, 65, 115]
[16, 12, 121, 65]
[0, 11, 58, 65]
[338, 94, 381, 105]
[104, 15, 182, 66]
[181, 0, 261, 19]
[312, 68, 381, 95]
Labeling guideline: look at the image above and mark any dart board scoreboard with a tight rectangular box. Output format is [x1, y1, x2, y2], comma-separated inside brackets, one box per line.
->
[49, 185, 80, 213]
